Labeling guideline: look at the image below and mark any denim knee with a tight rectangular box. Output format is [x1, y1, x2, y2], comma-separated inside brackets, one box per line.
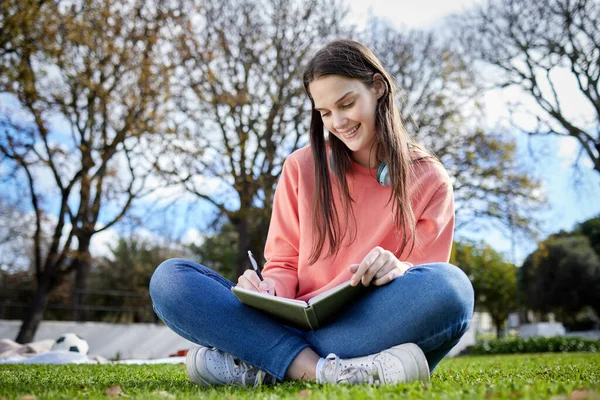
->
[150, 258, 183, 299]
[426, 262, 474, 325]
[149, 258, 198, 315]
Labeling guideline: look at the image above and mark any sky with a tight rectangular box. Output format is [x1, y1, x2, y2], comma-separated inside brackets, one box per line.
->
[347, 0, 480, 29]
[3, 0, 599, 267]
[344, 0, 600, 264]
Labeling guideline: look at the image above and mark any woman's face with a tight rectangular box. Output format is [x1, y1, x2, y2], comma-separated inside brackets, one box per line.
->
[309, 74, 384, 168]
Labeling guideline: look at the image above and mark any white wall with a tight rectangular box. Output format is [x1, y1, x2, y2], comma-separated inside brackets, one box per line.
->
[0, 320, 194, 360]
[1, 319, 476, 360]
[519, 322, 566, 338]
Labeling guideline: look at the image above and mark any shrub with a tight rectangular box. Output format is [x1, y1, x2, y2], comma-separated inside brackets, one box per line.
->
[463, 336, 600, 355]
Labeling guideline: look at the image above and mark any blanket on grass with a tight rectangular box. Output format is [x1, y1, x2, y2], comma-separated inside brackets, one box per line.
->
[0, 339, 184, 364]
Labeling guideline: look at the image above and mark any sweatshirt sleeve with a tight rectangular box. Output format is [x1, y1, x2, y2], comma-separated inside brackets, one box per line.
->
[405, 164, 455, 266]
[261, 157, 301, 298]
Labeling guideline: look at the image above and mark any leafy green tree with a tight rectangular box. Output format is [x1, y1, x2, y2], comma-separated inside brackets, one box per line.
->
[521, 234, 600, 321]
[187, 223, 238, 282]
[451, 241, 518, 338]
[576, 216, 600, 258]
[89, 237, 183, 323]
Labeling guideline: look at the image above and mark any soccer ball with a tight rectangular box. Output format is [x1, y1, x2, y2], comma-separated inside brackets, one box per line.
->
[52, 333, 89, 355]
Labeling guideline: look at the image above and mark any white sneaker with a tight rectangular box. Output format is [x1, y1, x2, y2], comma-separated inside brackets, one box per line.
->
[317, 343, 430, 385]
[185, 346, 276, 387]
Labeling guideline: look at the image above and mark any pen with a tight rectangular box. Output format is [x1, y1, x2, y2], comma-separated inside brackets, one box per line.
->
[247, 250, 264, 281]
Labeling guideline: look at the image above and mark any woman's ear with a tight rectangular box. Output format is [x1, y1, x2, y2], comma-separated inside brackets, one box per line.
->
[372, 73, 387, 99]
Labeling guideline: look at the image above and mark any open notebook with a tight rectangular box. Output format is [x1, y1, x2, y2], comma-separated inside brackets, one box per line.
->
[231, 280, 369, 330]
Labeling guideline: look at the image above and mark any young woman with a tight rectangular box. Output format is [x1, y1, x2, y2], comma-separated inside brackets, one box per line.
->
[149, 39, 474, 386]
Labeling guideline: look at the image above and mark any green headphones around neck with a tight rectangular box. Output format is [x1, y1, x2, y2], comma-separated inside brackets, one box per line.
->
[329, 151, 390, 187]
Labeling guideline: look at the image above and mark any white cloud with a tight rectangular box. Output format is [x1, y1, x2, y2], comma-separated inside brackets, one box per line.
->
[89, 228, 120, 258]
[557, 137, 594, 170]
[0, 93, 24, 113]
[181, 228, 206, 247]
[46, 113, 73, 138]
[139, 173, 224, 206]
[556, 136, 579, 168]
[88, 225, 182, 259]
[347, 0, 479, 29]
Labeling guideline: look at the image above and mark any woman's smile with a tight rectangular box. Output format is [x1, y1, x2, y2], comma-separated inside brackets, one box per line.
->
[339, 124, 360, 139]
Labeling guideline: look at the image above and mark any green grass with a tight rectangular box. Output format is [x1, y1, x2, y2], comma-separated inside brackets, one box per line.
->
[0, 353, 599, 399]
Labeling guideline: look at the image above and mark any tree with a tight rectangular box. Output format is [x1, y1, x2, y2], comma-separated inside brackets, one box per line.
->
[187, 222, 238, 282]
[167, 8, 544, 278]
[576, 215, 600, 257]
[0, 0, 175, 342]
[521, 234, 600, 321]
[0, 268, 33, 320]
[89, 237, 183, 323]
[454, 0, 600, 175]
[362, 20, 544, 238]
[158, 0, 347, 277]
[451, 241, 518, 338]
[0, 196, 35, 272]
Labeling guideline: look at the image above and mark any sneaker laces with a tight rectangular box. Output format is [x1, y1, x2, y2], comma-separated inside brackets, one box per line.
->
[321, 354, 380, 385]
[229, 354, 275, 387]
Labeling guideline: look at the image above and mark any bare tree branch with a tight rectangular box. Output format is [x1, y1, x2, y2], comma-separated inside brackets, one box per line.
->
[454, 0, 600, 175]
[0, 0, 177, 342]
[158, 0, 346, 276]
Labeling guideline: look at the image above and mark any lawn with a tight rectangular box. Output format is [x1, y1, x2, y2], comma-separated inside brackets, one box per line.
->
[0, 353, 598, 399]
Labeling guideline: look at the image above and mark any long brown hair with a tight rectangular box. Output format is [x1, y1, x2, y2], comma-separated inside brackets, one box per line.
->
[302, 39, 432, 265]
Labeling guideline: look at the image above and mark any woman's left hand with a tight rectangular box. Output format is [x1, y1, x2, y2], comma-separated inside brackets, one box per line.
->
[348, 246, 411, 287]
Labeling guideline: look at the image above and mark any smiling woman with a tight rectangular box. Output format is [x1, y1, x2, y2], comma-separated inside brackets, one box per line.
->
[310, 76, 382, 168]
[149, 39, 474, 389]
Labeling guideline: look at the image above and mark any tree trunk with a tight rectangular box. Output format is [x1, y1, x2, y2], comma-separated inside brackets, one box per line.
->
[495, 318, 505, 339]
[249, 217, 271, 265]
[519, 309, 529, 324]
[235, 217, 250, 278]
[72, 235, 92, 322]
[15, 275, 55, 344]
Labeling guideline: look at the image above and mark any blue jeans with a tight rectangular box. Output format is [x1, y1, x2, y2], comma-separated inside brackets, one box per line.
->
[149, 259, 474, 381]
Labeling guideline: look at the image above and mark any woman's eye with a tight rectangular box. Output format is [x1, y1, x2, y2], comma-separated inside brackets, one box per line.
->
[319, 100, 354, 117]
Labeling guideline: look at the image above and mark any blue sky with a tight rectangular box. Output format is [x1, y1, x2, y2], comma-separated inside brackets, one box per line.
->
[458, 132, 600, 264]
[346, 0, 600, 264]
[2, 0, 599, 266]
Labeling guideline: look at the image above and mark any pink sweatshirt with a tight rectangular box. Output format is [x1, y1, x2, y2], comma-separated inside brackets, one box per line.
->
[262, 145, 455, 302]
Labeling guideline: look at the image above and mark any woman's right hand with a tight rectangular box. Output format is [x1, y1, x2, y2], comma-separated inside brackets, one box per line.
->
[237, 270, 276, 295]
